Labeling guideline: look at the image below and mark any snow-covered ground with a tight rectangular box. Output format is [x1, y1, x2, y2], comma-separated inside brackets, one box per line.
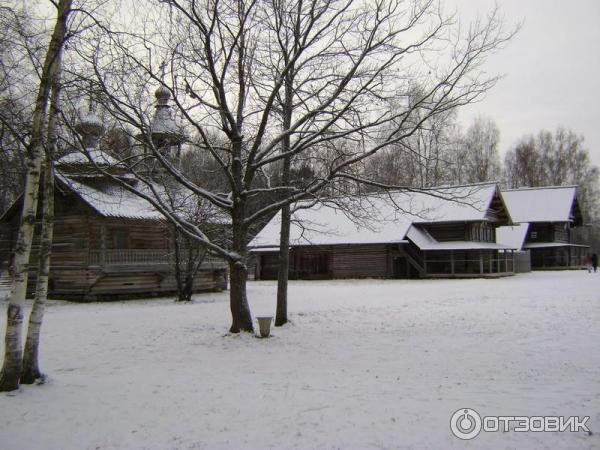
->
[0, 271, 599, 450]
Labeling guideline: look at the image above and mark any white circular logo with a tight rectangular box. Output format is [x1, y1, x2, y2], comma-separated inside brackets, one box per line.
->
[450, 408, 482, 440]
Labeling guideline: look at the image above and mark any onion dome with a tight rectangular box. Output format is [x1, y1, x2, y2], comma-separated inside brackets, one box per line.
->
[150, 85, 185, 147]
[155, 85, 171, 106]
[75, 100, 105, 149]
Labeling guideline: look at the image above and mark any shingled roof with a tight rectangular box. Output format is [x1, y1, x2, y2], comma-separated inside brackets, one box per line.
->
[250, 182, 510, 248]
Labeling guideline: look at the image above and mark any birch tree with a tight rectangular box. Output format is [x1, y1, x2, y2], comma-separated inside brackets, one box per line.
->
[0, 0, 72, 392]
[20, 71, 62, 384]
[75, 0, 514, 333]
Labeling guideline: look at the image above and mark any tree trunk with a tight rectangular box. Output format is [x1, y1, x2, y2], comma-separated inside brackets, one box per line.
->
[228, 198, 253, 332]
[0, 0, 71, 392]
[229, 259, 253, 333]
[21, 155, 55, 384]
[21, 51, 62, 384]
[275, 70, 294, 327]
[275, 203, 290, 326]
[171, 227, 186, 302]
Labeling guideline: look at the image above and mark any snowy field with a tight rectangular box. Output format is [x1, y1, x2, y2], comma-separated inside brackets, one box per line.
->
[1, 271, 599, 450]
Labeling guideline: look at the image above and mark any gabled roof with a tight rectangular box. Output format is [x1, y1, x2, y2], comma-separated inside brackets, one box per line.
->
[501, 186, 583, 225]
[250, 183, 509, 248]
[56, 174, 164, 220]
[495, 223, 530, 250]
[406, 226, 511, 251]
[56, 172, 231, 224]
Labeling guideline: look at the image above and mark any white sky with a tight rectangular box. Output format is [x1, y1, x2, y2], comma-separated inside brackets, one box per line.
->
[29, 0, 600, 165]
[449, 0, 600, 164]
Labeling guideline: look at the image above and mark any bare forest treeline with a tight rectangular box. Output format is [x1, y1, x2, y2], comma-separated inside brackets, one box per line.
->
[3, 98, 600, 236]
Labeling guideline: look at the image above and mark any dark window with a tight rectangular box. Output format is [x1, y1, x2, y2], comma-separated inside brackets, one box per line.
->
[299, 253, 329, 276]
[112, 229, 129, 249]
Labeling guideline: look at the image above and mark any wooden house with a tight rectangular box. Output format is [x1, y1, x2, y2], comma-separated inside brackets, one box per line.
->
[0, 87, 228, 300]
[0, 153, 228, 300]
[496, 186, 587, 269]
[250, 183, 515, 279]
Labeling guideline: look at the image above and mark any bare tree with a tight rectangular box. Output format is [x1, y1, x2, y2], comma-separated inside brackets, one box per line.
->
[460, 115, 501, 183]
[504, 127, 600, 220]
[167, 195, 227, 302]
[0, 0, 72, 392]
[364, 86, 458, 188]
[504, 135, 541, 188]
[73, 0, 514, 333]
[0, 5, 43, 215]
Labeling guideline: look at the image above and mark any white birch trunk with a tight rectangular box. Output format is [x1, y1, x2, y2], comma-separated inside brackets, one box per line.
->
[0, 0, 71, 392]
[21, 83, 59, 383]
[21, 158, 54, 384]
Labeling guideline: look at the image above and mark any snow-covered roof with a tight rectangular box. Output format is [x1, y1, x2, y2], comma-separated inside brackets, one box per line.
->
[254, 201, 414, 247]
[501, 186, 580, 224]
[56, 172, 231, 225]
[56, 173, 164, 220]
[57, 150, 120, 168]
[250, 183, 505, 248]
[496, 224, 530, 250]
[406, 226, 512, 251]
[523, 242, 588, 249]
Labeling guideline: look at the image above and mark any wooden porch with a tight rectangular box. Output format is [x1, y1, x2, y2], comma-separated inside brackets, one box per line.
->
[87, 249, 228, 271]
[396, 246, 514, 278]
[423, 250, 514, 277]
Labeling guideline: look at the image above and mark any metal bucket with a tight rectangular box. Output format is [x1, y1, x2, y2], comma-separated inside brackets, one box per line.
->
[256, 316, 273, 338]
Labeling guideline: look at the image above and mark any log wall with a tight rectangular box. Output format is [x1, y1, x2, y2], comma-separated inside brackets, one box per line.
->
[423, 223, 468, 241]
[256, 244, 390, 280]
[330, 244, 388, 278]
[1, 186, 228, 300]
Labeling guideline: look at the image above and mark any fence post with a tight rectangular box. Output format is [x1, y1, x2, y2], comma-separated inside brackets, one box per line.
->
[479, 251, 483, 275]
[100, 224, 106, 269]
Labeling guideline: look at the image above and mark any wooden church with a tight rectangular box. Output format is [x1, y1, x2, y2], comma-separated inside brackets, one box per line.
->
[0, 87, 228, 300]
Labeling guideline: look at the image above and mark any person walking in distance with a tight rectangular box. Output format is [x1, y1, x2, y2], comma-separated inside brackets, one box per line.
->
[592, 253, 598, 273]
[584, 254, 592, 272]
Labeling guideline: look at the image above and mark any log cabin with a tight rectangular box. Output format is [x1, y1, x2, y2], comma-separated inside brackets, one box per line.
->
[496, 186, 587, 269]
[0, 87, 228, 300]
[0, 170, 228, 300]
[250, 182, 515, 279]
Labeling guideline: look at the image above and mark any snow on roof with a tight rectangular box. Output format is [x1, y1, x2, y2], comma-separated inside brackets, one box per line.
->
[56, 172, 231, 225]
[57, 173, 164, 220]
[253, 201, 413, 247]
[524, 242, 588, 249]
[406, 226, 511, 251]
[57, 150, 120, 167]
[501, 186, 578, 223]
[496, 224, 530, 250]
[250, 183, 501, 248]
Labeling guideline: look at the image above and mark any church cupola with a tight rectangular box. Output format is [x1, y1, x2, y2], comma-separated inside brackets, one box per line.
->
[149, 80, 185, 157]
[75, 96, 105, 150]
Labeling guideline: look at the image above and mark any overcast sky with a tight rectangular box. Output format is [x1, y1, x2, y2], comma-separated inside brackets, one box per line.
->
[449, 0, 600, 164]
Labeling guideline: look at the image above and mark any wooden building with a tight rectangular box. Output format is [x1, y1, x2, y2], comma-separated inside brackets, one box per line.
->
[496, 186, 587, 270]
[0, 153, 228, 300]
[250, 183, 515, 279]
[0, 87, 228, 300]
